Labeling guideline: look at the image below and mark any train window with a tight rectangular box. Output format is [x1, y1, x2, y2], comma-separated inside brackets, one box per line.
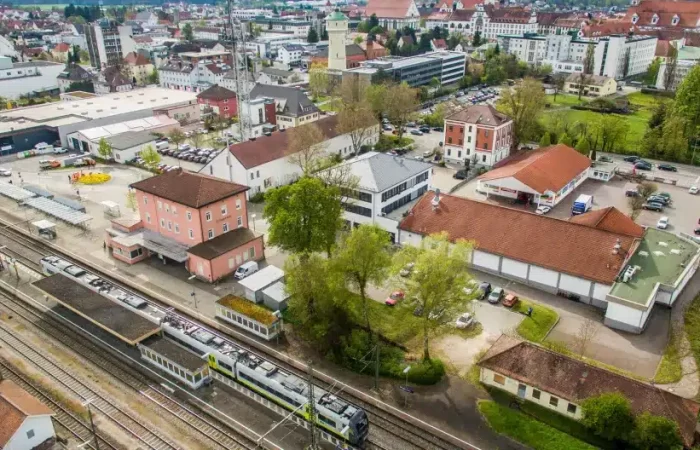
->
[187, 374, 193, 383]
[194, 372, 202, 383]
[319, 415, 337, 428]
[254, 324, 260, 332]
[219, 361, 233, 372]
[236, 315, 242, 323]
[156, 356, 163, 365]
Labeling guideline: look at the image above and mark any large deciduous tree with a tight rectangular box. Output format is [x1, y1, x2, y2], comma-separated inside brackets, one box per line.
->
[168, 128, 185, 149]
[384, 82, 419, 141]
[333, 225, 392, 333]
[287, 123, 327, 175]
[630, 413, 683, 450]
[577, 44, 595, 100]
[498, 77, 546, 150]
[335, 78, 378, 156]
[308, 63, 330, 100]
[182, 23, 193, 41]
[663, 45, 678, 92]
[674, 64, 700, 133]
[264, 177, 343, 256]
[394, 232, 474, 361]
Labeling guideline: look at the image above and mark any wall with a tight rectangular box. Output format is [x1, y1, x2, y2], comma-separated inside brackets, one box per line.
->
[109, 239, 149, 264]
[480, 367, 583, 419]
[4, 416, 54, 450]
[198, 194, 249, 242]
[0, 63, 64, 99]
[207, 235, 264, 281]
[603, 301, 652, 334]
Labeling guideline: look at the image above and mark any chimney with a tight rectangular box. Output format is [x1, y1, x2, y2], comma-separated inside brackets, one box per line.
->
[612, 238, 621, 255]
[431, 189, 441, 211]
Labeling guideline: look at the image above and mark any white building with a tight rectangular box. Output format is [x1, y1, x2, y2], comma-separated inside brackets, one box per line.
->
[498, 32, 657, 79]
[427, 5, 538, 40]
[201, 115, 380, 196]
[277, 44, 304, 66]
[326, 11, 348, 71]
[363, 0, 421, 30]
[252, 18, 311, 37]
[321, 152, 432, 242]
[0, 57, 65, 99]
[0, 379, 56, 450]
[193, 27, 221, 41]
[159, 60, 229, 93]
[0, 34, 18, 58]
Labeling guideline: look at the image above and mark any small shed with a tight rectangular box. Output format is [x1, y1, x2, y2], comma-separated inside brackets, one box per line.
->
[262, 281, 290, 311]
[32, 219, 56, 240]
[237, 265, 284, 303]
[101, 200, 121, 217]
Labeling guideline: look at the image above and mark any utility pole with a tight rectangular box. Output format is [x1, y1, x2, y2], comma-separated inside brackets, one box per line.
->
[306, 360, 318, 450]
[227, 0, 252, 142]
[374, 342, 380, 391]
[83, 399, 100, 450]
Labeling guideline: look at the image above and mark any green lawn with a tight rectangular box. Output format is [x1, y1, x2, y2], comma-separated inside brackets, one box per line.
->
[626, 91, 670, 108]
[319, 102, 340, 112]
[654, 331, 682, 384]
[684, 294, 700, 400]
[514, 299, 558, 343]
[545, 94, 587, 107]
[479, 400, 597, 450]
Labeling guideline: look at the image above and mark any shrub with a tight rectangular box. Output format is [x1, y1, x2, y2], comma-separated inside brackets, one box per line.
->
[630, 412, 683, 450]
[581, 393, 635, 442]
[249, 191, 265, 203]
[406, 358, 445, 384]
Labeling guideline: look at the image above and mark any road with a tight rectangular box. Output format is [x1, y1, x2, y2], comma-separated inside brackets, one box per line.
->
[599, 151, 700, 188]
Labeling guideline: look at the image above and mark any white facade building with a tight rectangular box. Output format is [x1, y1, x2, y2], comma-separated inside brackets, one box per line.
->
[0, 57, 65, 99]
[277, 45, 304, 66]
[326, 11, 348, 71]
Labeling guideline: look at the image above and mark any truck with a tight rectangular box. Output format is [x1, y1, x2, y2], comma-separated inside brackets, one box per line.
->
[572, 194, 593, 215]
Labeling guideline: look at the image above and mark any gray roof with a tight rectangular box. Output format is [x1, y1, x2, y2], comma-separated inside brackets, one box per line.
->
[261, 67, 294, 77]
[327, 152, 432, 193]
[283, 44, 304, 52]
[105, 130, 158, 150]
[250, 83, 318, 118]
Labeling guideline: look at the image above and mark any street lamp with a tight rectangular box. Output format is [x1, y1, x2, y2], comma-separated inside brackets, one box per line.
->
[187, 275, 198, 312]
[402, 365, 412, 408]
[251, 213, 257, 231]
[81, 399, 100, 450]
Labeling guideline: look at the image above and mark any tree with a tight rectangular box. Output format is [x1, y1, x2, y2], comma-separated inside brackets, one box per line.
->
[645, 57, 661, 86]
[354, 36, 363, 44]
[552, 72, 568, 102]
[638, 181, 658, 198]
[333, 225, 392, 333]
[264, 177, 343, 256]
[321, 28, 328, 40]
[472, 31, 482, 47]
[126, 190, 138, 212]
[272, 5, 278, 14]
[581, 393, 635, 442]
[140, 145, 161, 169]
[628, 195, 644, 221]
[575, 137, 590, 157]
[558, 133, 573, 147]
[67, 15, 86, 24]
[499, 77, 547, 150]
[673, 64, 700, 135]
[577, 44, 595, 100]
[182, 23, 193, 41]
[659, 114, 688, 161]
[384, 83, 419, 141]
[147, 67, 159, 84]
[287, 123, 327, 175]
[368, 13, 379, 30]
[308, 63, 329, 100]
[79, 49, 89, 63]
[630, 413, 683, 450]
[663, 45, 678, 91]
[419, 33, 432, 52]
[539, 132, 552, 147]
[168, 128, 185, 150]
[573, 318, 598, 357]
[189, 132, 203, 150]
[336, 80, 378, 156]
[394, 232, 474, 361]
[307, 28, 319, 43]
[97, 137, 113, 159]
[591, 115, 629, 153]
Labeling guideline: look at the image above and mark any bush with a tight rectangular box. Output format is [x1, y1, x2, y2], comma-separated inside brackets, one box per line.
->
[249, 191, 265, 203]
[581, 393, 635, 442]
[630, 413, 683, 450]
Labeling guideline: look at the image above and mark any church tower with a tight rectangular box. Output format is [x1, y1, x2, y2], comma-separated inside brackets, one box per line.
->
[326, 10, 348, 70]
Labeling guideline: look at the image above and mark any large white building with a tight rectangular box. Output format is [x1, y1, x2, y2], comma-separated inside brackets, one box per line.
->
[321, 152, 432, 242]
[426, 5, 538, 40]
[0, 57, 64, 99]
[159, 60, 229, 93]
[277, 44, 304, 66]
[498, 32, 657, 79]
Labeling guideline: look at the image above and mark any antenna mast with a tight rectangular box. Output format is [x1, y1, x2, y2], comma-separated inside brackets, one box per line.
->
[227, 0, 252, 142]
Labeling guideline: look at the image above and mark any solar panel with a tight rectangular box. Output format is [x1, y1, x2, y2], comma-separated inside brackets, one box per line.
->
[23, 196, 92, 225]
[24, 184, 54, 199]
[0, 182, 36, 201]
[53, 196, 86, 212]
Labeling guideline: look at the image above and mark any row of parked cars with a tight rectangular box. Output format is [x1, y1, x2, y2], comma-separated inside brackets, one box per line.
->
[619, 155, 677, 172]
[157, 144, 219, 164]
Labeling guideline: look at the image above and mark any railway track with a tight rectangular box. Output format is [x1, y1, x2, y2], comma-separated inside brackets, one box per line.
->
[0, 359, 119, 450]
[0, 287, 262, 450]
[0, 216, 472, 450]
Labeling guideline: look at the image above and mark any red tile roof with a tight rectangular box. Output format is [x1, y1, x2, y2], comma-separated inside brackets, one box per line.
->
[399, 192, 637, 284]
[197, 84, 237, 100]
[624, 0, 700, 28]
[53, 42, 70, 53]
[568, 206, 644, 238]
[0, 380, 54, 447]
[580, 20, 634, 37]
[130, 169, 248, 208]
[229, 115, 340, 169]
[479, 336, 700, 448]
[488, 7, 532, 23]
[446, 105, 512, 127]
[124, 51, 151, 66]
[478, 144, 590, 194]
[432, 38, 447, 49]
[364, 0, 416, 19]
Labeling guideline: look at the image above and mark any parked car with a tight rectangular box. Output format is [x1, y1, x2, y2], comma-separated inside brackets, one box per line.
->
[488, 287, 504, 304]
[433, 127, 444, 132]
[234, 261, 259, 279]
[625, 189, 639, 197]
[535, 205, 551, 215]
[624, 155, 640, 163]
[597, 155, 613, 163]
[455, 312, 475, 329]
[383, 125, 393, 131]
[184, 131, 193, 137]
[410, 130, 423, 136]
[478, 282, 492, 300]
[406, 121, 417, 127]
[54, 147, 68, 154]
[657, 216, 669, 229]
[453, 170, 467, 180]
[385, 290, 405, 306]
[399, 263, 414, 277]
[647, 195, 670, 205]
[419, 126, 431, 133]
[178, 144, 191, 151]
[0, 167, 11, 177]
[690, 186, 699, 195]
[502, 294, 519, 308]
[656, 192, 672, 202]
[658, 163, 677, 172]
[635, 161, 652, 171]
[642, 201, 665, 211]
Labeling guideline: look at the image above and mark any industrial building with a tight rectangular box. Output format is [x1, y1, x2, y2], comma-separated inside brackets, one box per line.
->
[343, 51, 466, 87]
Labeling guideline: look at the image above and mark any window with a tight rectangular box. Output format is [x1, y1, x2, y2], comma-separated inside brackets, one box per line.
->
[250, 172, 254, 180]
[160, 218, 165, 228]
[157, 200, 162, 210]
[493, 373, 506, 385]
[237, 216, 243, 227]
[167, 221, 172, 231]
[187, 211, 192, 221]
[567, 403, 577, 414]
[467, 136, 471, 143]
[249, 247, 255, 258]
[449, 125, 453, 132]
[165, 203, 170, 212]
[208, 229, 214, 239]
[223, 223, 229, 232]
[228, 258, 234, 269]
[256, 170, 260, 178]
[129, 248, 143, 259]
[532, 389, 541, 400]
[175, 224, 180, 234]
[221, 205, 228, 216]
[469, 125, 472, 132]
[146, 212, 151, 223]
[448, 137, 453, 144]
[188, 229, 194, 239]
[458, 139, 463, 145]
[482, 155, 487, 163]
[26, 429, 35, 439]
[172, 206, 177, 215]
[205, 211, 212, 221]
[143, 196, 148, 205]
[484, 142, 488, 150]
[236, 199, 241, 210]
[549, 396, 559, 407]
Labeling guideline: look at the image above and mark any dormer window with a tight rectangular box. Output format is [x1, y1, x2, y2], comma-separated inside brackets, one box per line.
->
[631, 13, 639, 24]
[672, 14, 680, 26]
[651, 14, 659, 24]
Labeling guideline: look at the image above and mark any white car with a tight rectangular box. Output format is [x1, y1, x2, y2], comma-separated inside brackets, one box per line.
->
[535, 205, 552, 215]
[53, 147, 68, 154]
[178, 144, 191, 151]
[657, 216, 669, 229]
[0, 167, 11, 177]
[690, 186, 699, 195]
[197, 128, 208, 134]
[184, 131, 193, 137]
[455, 312, 475, 329]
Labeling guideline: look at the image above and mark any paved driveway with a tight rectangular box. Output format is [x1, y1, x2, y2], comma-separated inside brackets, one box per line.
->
[473, 301, 524, 335]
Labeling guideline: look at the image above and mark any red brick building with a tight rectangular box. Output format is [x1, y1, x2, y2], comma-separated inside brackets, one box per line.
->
[197, 84, 238, 119]
[443, 105, 513, 168]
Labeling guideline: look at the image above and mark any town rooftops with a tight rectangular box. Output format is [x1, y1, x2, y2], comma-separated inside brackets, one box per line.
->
[124, 51, 151, 66]
[399, 192, 638, 284]
[187, 228, 259, 260]
[566, 73, 613, 86]
[104, 129, 159, 150]
[261, 67, 296, 78]
[228, 115, 339, 169]
[130, 169, 248, 209]
[446, 105, 511, 127]
[56, 62, 92, 81]
[479, 335, 700, 447]
[197, 84, 237, 101]
[0, 379, 54, 448]
[478, 145, 591, 194]
[364, 0, 416, 19]
[323, 151, 431, 193]
[250, 83, 319, 118]
[568, 206, 644, 238]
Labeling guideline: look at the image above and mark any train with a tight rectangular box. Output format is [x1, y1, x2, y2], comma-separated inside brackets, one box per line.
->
[40, 256, 370, 447]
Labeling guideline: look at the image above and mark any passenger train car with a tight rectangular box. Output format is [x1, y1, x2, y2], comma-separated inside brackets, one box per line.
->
[40, 256, 369, 447]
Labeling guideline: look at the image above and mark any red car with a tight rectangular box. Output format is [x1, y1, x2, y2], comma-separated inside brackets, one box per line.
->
[502, 294, 519, 308]
[385, 290, 405, 306]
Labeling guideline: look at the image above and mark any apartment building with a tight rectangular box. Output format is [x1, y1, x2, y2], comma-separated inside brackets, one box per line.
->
[442, 105, 513, 167]
[344, 51, 466, 88]
[85, 20, 136, 69]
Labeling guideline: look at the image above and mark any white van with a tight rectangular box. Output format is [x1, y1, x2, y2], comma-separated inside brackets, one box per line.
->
[155, 141, 170, 150]
[234, 261, 259, 280]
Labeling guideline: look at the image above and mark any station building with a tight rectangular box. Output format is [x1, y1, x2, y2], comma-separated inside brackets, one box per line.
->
[399, 192, 700, 334]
